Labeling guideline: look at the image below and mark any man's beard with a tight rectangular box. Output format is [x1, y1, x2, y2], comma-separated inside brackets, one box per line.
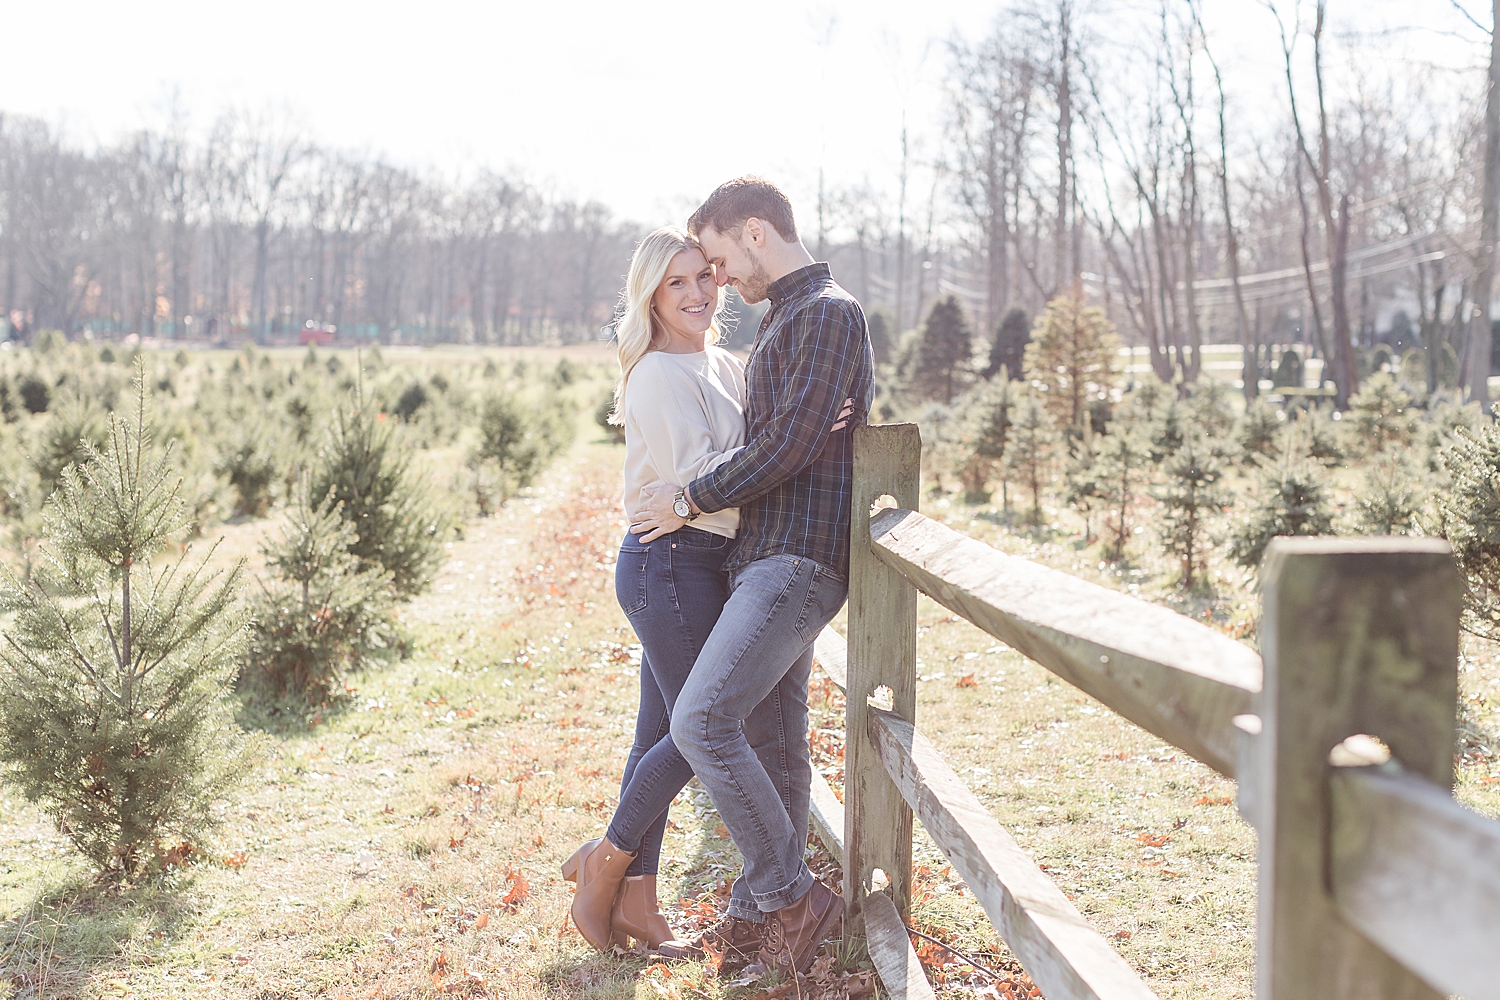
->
[736, 255, 774, 304]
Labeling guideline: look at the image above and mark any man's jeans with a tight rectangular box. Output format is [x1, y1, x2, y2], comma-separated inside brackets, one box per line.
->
[671, 554, 849, 915]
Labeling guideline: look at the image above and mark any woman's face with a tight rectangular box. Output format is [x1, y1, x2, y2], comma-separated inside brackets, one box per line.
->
[652, 248, 717, 343]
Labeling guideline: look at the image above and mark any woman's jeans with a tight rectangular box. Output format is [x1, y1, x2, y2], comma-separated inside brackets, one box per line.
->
[604, 526, 731, 877]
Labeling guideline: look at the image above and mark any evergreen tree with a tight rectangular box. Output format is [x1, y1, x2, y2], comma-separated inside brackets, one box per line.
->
[1065, 434, 1107, 544]
[0, 377, 257, 879]
[982, 307, 1031, 381]
[468, 391, 576, 514]
[1150, 399, 1186, 463]
[1023, 295, 1120, 429]
[907, 296, 974, 404]
[310, 386, 448, 597]
[1237, 398, 1282, 460]
[1005, 395, 1056, 527]
[866, 307, 897, 366]
[1346, 373, 1416, 454]
[1273, 349, 1303, 388]
[248, 479, 396, 700]
[1352, 455, 1427, 536]
[1155, 434, 1227, 588]
[1439, 424, 1500, 638]
[974, 374, 1016, 511]
[1098, 423, 1148, 561]
[1229, 448, 1336, 569]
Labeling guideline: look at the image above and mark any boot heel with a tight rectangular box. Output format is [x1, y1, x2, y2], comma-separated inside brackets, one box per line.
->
[561, 837, 600, 882]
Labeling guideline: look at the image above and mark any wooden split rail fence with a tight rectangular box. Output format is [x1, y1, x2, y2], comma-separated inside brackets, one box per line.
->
[800, 423, 1500, 1000]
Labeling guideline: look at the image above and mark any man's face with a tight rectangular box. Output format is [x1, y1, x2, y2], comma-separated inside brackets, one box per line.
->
[697, 223, 774, 304]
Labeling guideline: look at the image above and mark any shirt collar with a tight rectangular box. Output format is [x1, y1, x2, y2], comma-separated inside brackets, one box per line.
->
[767, 262, 830, 304]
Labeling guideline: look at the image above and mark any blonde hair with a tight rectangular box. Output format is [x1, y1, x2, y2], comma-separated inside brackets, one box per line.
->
[608, 226, 726, 425]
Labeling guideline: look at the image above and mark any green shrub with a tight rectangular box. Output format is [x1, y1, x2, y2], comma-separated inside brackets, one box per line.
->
[1098, 423, 1149, 561]
[1352, 455, 1427, 536]
[468, 391, 575, 513]
[0, 379, 258, 879]
[1229, 452, 1335, 569]
[216, 424, 283, 517]
[247, 481, 396, 701]
[393, 380, 430, 421]
[595, 387, 625, 444]
[1347, 373, 1416, 454]
[1155, 434, 1228, 588]
[1438, 424, 1500, 638]
[17, 373, 49, 414]
[1004, 394, 1056, 527]
[1238, 399, 1282, 460]
[311, 390, 449, 597]
[29, 395, 107, 496]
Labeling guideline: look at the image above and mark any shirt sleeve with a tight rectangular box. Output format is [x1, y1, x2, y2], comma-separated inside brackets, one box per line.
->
[625, 358, 742, 489]
[688, 298, 866, 512]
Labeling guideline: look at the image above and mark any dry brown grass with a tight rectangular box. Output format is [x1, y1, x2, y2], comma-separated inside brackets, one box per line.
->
[0, 409, 1496, 1000]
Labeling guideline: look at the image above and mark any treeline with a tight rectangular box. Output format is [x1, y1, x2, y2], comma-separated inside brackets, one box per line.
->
[0, 111, 640, 345]
[0, 1, 1494, 411]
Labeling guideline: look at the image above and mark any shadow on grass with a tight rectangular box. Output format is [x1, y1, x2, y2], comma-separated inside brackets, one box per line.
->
[537, 948, 656, 1000]
[0, 873, 192, 997]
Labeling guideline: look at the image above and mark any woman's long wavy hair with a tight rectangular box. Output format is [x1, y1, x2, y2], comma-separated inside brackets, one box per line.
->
[608, 226, 726, 425]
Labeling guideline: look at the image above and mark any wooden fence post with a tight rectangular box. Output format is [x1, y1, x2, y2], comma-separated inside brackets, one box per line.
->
[1256, 538, 1459, 1000]
[845, 423, 921, 936]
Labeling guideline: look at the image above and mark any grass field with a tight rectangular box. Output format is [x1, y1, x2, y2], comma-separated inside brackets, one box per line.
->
[0, 357, 1496, 1000]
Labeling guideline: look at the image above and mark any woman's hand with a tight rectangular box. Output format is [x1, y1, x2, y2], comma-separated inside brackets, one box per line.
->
[831, 397, 856, 432]
[632, 483, 688, 543]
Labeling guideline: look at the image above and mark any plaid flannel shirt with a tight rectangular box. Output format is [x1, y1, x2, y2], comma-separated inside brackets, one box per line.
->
[687, 263, 874, 580]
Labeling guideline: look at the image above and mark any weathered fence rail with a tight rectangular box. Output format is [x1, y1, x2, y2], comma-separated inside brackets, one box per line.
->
[803, 423, 1500, 1000]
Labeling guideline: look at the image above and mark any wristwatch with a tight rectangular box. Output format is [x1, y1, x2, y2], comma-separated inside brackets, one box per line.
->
[673, 489, 698, 521]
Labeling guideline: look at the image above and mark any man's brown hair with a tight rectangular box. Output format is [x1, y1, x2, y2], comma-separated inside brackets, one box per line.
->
[687, 176, 799, 243]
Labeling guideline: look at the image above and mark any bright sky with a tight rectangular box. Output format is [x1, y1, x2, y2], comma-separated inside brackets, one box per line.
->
[1, 1, 1489, 225]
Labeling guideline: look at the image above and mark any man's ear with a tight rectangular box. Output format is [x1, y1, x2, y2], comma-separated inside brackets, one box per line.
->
[743, 217, 766, 247]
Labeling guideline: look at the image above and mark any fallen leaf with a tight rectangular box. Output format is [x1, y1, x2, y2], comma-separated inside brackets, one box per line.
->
[224, 851, 249, 868]
[1112, 930, 1132, 940]
[713, 824, 730, 839]
[956, 673, 978, 688]
[473, 912, 489, 930]
[1195, 795, 1233, 806]
[1135, 833, 1170, 847]
[500, 867, 530, 912]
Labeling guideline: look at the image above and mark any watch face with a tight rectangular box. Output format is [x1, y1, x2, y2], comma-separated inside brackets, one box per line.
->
[674, 500, 690, 517]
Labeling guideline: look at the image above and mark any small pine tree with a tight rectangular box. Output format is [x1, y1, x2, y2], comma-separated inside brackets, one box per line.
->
[0, 377, 258, 879]
[1098, 424, 1148, 561]
[311, 387, 448, 597]
[1237, 398, 1282, 460]
[1438, 424, 1500, 638]
[982, 307, 1031, 381]
[867, 307, 897, 366]
[1346, 373, 1416, 454]
[1005, 395, 1056, 527]
[468, 391, 576, 513]
[1023, 295, 1119, 429]
[248, 480, 396, 700]
[1351, 455, 1427, 536]
[1150, 399, 1186, 463]
[1064, 434, 1107, 544]
[1155, 434, 1227, 588]
[1229, 449, 1336, 569]
[1273, 349, 1303, 388]
[949, 375, 1017, 509]
[907, 296, 974, 404]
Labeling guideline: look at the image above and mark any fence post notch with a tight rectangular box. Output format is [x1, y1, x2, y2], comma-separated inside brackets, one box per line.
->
[1256, 536, 1459, 1000]
[845, 422, 921, 937]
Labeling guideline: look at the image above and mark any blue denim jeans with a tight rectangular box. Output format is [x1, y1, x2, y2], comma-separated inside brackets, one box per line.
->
[671, 554, 849, 914]
[606, 526, 731, 877]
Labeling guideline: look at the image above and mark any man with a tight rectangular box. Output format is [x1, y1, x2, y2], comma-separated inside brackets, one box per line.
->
[637, 176, 874, 980]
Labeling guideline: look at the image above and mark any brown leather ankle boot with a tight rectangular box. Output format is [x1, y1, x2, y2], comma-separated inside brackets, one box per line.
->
[610, 874, 684, 950]
[567, 836, 636, 951]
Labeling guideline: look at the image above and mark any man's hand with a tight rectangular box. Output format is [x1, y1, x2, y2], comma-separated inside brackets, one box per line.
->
[632, 483, 688, 543]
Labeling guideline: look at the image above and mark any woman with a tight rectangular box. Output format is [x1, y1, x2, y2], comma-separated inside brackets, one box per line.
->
[562, 227, 847, 953]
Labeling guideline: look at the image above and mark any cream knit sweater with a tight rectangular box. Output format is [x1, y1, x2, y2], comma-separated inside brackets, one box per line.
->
[621, 346, 746, 539]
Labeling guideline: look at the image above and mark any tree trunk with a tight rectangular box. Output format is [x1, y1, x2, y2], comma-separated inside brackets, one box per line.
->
[1471, 0, 1500, 411]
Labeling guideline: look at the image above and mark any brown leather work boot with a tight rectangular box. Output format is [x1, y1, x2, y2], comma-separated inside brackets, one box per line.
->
[742, 881, 844, 980]
[656, 913, 764, 962]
